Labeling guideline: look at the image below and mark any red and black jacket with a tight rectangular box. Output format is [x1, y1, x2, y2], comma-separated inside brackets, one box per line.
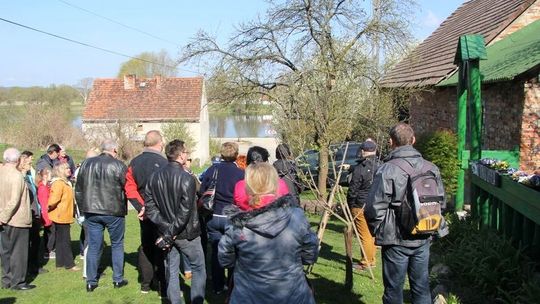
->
[125, 149, 168, 212]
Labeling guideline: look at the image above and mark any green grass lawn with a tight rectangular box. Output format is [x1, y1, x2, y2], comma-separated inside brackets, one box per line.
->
[0, 211, 386, 303]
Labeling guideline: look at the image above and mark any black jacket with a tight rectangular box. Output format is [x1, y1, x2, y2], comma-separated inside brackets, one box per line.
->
[36, 154, 55, 173]
[273, 159, 301, 197]
[364, 145, 448, 247]
[125, 149, 168, 211]
[144, 161, 200, 242]
[346, 155, 380, 208]
[75, 153, 128, 216]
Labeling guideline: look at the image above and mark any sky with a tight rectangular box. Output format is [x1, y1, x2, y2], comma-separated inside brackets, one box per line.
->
[0, 0, 464, 87]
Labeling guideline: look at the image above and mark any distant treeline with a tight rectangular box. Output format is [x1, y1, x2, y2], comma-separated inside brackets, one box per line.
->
[0, 85, 82, 106]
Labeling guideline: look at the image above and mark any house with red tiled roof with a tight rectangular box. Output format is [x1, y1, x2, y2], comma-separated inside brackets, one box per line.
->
[82, 75, 209, 164]
[383, 0, 540, 169]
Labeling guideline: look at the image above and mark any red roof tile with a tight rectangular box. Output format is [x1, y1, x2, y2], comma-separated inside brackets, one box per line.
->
[381, 0, 534, 87]
[83, 76, 204, 121]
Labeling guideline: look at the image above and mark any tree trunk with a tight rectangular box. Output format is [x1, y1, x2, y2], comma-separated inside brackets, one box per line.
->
[318, 145, 329, 199]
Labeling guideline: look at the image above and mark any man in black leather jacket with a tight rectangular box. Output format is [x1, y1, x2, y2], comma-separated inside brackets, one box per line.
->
[145, 139, 206, 304]
[365, 123, 448, 304]
[75, 139, 128, 292]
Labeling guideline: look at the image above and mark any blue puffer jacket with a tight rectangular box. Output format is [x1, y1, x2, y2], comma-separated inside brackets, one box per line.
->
[218, 195, 318, 304]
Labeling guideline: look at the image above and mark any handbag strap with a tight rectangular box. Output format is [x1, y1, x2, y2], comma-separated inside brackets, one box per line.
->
[212, 167, 219, 181]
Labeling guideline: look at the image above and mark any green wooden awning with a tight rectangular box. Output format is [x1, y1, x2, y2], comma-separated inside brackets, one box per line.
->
[454, 34, 487, 63]
[439, 19, 540, 86]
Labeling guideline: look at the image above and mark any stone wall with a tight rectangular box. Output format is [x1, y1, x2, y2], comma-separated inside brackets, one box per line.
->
[520, 78, 540, 170]
[409, 80, 533, 164]
[409, 87, 456, 136]
[492, 0, 540, 44]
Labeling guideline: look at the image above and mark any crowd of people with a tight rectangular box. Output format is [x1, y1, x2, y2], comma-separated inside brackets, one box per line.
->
[0, 123, 447, 304]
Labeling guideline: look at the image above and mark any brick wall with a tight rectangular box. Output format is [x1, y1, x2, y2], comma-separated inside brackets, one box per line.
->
[520, 78, 540, 170]
[482, 82, 524, 151]
[409, 81, 524, 157]
[409, 87, 456, 136]
[492, 0, 540, 44]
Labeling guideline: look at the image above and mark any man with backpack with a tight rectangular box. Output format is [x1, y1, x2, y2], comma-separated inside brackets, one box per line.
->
[365, 123, 448, 304]
[347, 140, 380, 271]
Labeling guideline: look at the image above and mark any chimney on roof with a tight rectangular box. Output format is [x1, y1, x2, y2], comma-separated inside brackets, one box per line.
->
[155, 75, 162, 89]
[124, 74, 136, 90]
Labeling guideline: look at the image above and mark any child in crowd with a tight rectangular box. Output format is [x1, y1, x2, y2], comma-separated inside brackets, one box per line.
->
[37, 167, 55, 259]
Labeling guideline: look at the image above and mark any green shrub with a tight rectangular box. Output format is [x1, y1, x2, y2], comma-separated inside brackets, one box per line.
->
[208, 138, 222, 160]
[416, 129, 459, 198]
[161, 122, 197, 150]
[432, 214, 539, 304]
[446, 294, 462, 304]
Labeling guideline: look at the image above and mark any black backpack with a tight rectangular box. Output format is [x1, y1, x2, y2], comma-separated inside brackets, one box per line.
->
[388, 158, 445, 235]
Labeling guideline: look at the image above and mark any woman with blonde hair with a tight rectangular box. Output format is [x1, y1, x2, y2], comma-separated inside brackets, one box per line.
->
[48, 162, 79, 271]
[233, 146, 290, 211]
[219, 162, 319, 304]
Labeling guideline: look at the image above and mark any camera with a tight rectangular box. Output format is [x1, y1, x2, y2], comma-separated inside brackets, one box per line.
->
[155, 236, 172, 250]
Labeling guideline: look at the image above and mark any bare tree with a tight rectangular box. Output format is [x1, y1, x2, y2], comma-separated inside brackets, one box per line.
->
[75, 77, 94, 104]
[182, 0, 415, 196]
[82, 107, 142, 161]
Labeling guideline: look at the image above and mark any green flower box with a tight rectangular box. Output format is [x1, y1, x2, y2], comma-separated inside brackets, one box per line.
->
[471, 162, 501, 187]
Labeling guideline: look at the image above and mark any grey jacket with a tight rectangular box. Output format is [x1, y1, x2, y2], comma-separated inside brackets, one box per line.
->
[219, 195, 318, 304]
[364, 145, 448, 247]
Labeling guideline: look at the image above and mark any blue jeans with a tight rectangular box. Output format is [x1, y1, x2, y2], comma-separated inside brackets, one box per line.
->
[165, 237, 206, 304]
[84, 213, 125, 285]
[382, 242, 431, 304]
[207, 215, 229, 292]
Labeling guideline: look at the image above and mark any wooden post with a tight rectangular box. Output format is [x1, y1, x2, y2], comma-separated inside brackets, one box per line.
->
[455, 34, 487, 210]
[308, 144, 349, 274]
[344, 226, 353, 290]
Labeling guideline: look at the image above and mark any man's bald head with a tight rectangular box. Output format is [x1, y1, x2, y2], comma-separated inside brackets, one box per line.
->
[144, 130, 164, 150]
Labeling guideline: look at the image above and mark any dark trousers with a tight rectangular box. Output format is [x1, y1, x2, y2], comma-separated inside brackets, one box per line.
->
[382, 242, 431, 304]
[0, 226, 30, 288]
[80, 226, 87, 256]
[207, 215, 229, 292]
[199, 215, 208, 259]
[43, 223, 56, 253]
[27, 218, 42, 274]
[138, 219, 165, 291]
[54, 223, 75, 269]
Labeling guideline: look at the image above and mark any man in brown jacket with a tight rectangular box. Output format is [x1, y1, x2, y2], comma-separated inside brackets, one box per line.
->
[0, 147, 35, 290]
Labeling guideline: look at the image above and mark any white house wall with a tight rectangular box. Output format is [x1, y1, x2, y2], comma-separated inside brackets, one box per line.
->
[82, 120, 209, 165]
[198, 81, 210, 165]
